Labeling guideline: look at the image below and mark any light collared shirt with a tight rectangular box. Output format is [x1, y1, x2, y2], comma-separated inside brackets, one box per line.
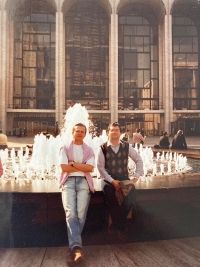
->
[132, 132, 145, 144]
[97, 140, 143, 183]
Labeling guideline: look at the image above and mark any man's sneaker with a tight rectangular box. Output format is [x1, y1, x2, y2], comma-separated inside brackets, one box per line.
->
[67, 247, 83, 266]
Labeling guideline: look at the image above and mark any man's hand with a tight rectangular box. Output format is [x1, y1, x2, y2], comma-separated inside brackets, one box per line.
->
[132, 177, 139, 183]
[111, 180, 120, 191]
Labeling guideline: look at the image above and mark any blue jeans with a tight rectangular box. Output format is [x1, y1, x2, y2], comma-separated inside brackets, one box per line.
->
[62, 176, 91, 249]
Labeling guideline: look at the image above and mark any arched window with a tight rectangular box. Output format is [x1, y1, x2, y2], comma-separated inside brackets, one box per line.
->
[118, 3, 158, 111]
[13, 0, 56, 109]
[65, 2, 109, 110]
[172, 4, 200, 110]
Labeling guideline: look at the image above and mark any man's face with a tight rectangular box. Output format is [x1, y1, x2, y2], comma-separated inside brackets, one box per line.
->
[108, 126, 121, 141]
[72, 126, 86, 142]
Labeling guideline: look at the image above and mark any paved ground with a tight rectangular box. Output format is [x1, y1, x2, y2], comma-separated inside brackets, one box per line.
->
[7, 135, 200, 149]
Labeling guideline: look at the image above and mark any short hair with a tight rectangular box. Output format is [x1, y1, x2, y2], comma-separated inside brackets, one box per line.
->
[72, 123, 87, 134]
[177, 130, 183, 135]
[163, 131, 168, 136]
[136, 128, 140, 133]
[107, 122, 121, 133]
[0, 129, 2, 133]
[126, 129, 130, 132]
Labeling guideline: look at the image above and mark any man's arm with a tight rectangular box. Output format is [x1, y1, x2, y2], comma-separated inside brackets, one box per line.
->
[61, 161, 94, 173]
[97, 147, 114, 184]
[59, 148, 94, 173]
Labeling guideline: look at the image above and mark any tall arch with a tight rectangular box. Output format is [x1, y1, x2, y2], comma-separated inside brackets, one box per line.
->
[5, 0, 57, 18]
[62, 0, 112, 18]
[117, 0, 166, 23]
[170, 0, 200, 14]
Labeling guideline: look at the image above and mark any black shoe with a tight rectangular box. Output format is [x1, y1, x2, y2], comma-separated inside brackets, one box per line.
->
[67, 247, 83, 266]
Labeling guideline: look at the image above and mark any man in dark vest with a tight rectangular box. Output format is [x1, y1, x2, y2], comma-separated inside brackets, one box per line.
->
[97, 122, 143, 236]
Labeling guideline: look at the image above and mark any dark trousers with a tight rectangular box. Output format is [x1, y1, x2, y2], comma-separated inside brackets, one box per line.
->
[103, 183, 133, 230]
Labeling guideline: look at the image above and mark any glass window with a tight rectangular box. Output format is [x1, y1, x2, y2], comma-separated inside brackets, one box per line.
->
[172, 7, 200, 110]
[15, 60, 22, 76]
[118, 3, 158, 110]
[65, 2, 109, 110]
[136, 26, 149, 35]
[144, 70, 150, 86]
[13, 0, 56, 110]
[14, 78, 22, 96]
[124, 25, 136, 35]
[180, 37, 192, 53]
[138, 54, 150, 69]
[173, 37, 180, 52]
[124, 53, 137, 68]
[193, 37, 198, 52]
[124, 37, 131, 50]
[131, 37, 143, 52]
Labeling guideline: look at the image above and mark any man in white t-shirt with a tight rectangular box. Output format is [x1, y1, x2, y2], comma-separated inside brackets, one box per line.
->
[59, 123, 95, 266]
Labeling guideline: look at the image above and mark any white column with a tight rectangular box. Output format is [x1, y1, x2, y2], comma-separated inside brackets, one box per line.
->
[168, 15, 173, 124]
[164, 14, 173, 133]
[109, 12, 118, 123]
[158, 24, 164, 110]
[55, 11, 65, 127]
[0, 9, 7, 133]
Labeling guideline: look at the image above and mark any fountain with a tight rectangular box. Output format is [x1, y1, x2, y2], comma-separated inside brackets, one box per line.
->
[1, 103, 200, 249]
[0, 104, 108, 191]
[0, 104, 197, 182]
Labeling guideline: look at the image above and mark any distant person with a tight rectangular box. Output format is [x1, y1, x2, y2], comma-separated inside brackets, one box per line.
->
[132, 128, 145, 147]
[120, 129, 130, 142]
[16, 127, 20, 137]
[171, 130, 187, 150]
[154, 131, 170, 149]
[13, 127, 16, 136]
[0, 130, 8, 150]
[23, 128, 27, 137]
[19, 127, 22, 137]
[140, 128, 145, 145]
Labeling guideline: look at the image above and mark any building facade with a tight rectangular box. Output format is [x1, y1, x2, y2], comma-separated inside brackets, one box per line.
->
[0, 0, 200, 136]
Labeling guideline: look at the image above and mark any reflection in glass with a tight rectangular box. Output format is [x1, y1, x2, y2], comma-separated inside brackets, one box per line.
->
[65, 2, 109, 110]
[118, 3, 158, 110]
[13, 0, 55, 109]
[118, 113, 161, 136]
[172, 5, 200, 110]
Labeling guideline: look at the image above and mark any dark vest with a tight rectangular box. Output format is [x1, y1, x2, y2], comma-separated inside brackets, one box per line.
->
[101, 141, 129, 181]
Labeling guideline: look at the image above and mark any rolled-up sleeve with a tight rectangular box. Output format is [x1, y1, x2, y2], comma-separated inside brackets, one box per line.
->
[128, 144, 143, 178]
[97, 147, 114, 183]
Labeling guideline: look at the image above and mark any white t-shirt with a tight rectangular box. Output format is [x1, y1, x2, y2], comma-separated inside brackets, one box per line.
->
[59, 144, 95, 177]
